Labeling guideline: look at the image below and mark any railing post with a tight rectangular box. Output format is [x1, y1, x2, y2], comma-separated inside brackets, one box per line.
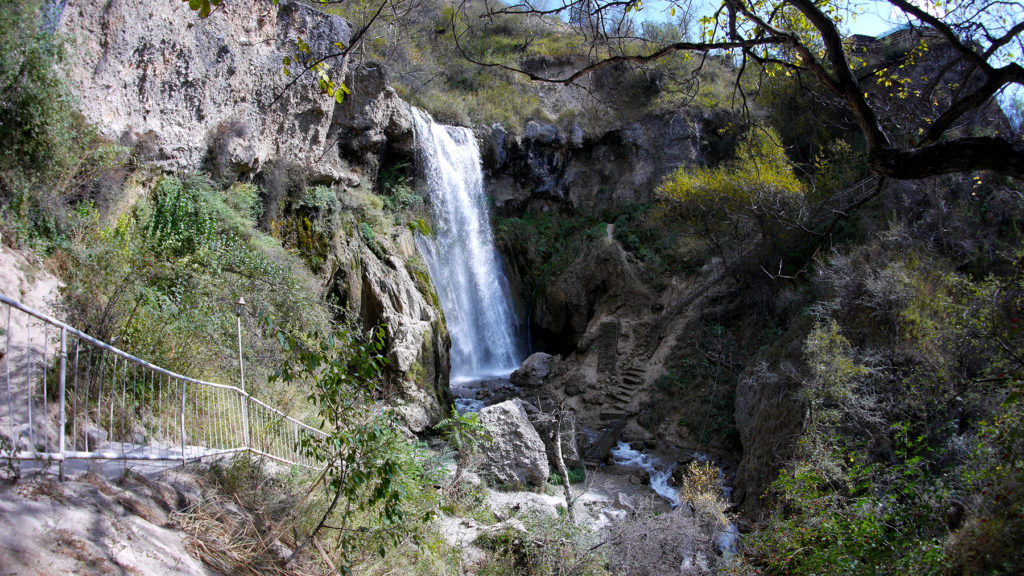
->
[180, 380, 187, 468]
[241, 393, 250, 451]
[57, 327, 67, 481]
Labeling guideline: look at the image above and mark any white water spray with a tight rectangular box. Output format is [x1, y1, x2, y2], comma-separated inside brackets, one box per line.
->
[411, 109, 525, 381]
[610, 441, 681, 506]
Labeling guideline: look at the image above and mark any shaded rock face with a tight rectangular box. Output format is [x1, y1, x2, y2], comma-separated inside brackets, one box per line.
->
[330, 226, 452, 433]
[523, 403, 583, 470]
[478, 399, 550, 487]
[60, 0, 410, 184]
[732, 343, 808, 513]
[478, 113, 706, 214]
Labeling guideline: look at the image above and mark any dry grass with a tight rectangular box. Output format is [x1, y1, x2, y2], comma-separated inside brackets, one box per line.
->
[177, 496, 313, 576]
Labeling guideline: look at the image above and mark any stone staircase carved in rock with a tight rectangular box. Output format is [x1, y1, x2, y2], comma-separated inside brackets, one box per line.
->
[597, 364, 647, 422]
[596, 320, 620, 374]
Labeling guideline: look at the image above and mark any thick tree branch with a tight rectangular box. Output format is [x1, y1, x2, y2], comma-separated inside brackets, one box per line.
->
[786, 0, 891, 150]
[869, 136, 1024, 179]
[922, 63, 1024, 145]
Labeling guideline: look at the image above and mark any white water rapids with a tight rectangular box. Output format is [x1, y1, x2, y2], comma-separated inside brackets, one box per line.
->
[411, 109, 525, 382]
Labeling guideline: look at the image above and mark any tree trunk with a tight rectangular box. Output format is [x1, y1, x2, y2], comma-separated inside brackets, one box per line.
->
[554, 409, 575, 524]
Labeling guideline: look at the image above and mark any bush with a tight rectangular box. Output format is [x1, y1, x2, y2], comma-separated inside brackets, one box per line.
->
[60, 172, 329, 392]
[0, 0, 128, 252]
[658, 126, 806, 235]
[476, 513, 608, 576]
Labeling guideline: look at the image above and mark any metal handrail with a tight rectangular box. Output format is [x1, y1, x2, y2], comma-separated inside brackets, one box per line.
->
[1, 293, 326, 479]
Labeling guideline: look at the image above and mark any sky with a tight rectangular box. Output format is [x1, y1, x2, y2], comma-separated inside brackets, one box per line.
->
[633, 0, 902, 37]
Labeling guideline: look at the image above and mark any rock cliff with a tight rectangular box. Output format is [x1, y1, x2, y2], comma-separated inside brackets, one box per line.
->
[478, 112, 716, 214]
[57, 0, 451, 431]
[60, 0, 354, 181]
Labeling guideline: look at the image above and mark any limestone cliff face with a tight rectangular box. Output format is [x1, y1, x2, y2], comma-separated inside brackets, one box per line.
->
[58, 0, 451, 431]
[329, 223, 453, 433]
[60, 0, 358, 181]
[478, 113, 707, 214]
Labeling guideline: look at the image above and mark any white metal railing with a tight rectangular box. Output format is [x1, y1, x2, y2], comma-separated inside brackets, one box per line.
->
[0, 293, 326, 479]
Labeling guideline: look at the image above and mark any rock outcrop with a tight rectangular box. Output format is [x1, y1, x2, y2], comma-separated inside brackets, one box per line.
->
[59, 0, 409, 184]
[479, 112, 713, 214]
[330, 225, 452, 433]
[477, 399, 550, 487]
[59, 0, 450, 432]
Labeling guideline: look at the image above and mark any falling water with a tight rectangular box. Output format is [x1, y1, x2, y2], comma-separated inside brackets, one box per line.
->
[411, 109, 524, 381]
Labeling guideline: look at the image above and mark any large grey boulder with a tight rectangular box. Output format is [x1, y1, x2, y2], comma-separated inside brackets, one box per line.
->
[478, 400, 550, 487]
[510, 352, 554, 388]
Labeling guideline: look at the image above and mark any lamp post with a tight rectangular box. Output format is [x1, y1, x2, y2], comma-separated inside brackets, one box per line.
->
[235, 296, 246, 393]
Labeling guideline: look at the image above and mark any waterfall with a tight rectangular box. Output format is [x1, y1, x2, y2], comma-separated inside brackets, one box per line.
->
[411, 109, 524, 382]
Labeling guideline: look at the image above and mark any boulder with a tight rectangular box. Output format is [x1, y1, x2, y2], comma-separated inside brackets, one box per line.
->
[510, 352, 555, 388]
[478, 399, 549, 487]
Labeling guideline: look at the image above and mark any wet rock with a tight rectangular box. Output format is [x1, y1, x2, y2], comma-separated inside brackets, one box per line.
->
[478, 399, 549, 487]
[330, 228, 451, 432]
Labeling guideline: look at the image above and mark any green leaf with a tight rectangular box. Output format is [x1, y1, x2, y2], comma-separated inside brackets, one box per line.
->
[334, 89, 345, 104]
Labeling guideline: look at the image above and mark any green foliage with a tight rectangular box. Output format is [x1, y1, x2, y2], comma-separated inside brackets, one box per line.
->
[639, 324, 741, 451]
[267, 320, 439, 570]
[60, 172, 327, 388]
[0, 0, 128, 252]
[475, 513, 609, 576]
[743, 449, 950, 576]
[496, 211, 602, 293]
[360, 221, 376, 243]
[377, 162, 422, 213]
[0, 1, 76, 173]
[434, 408, 491, 490]
[658, 126, 805, 228]
[147, 175, 219, 257]
[225, 182, 263, 224]
[547, 466, 585, 485]
[739, 238, 1024, 575]
[408, 216, 433, 237]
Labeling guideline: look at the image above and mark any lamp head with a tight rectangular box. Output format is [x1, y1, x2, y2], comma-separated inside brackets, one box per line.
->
[235, 296, 246, 316]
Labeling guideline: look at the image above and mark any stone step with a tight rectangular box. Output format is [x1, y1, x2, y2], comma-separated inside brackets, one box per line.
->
[597, 321, 619, 374]
[608, 392, 633, 403]
[599, 411, 630, 421]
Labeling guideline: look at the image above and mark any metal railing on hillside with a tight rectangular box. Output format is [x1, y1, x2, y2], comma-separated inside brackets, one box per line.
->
[0, 293, 326, 479]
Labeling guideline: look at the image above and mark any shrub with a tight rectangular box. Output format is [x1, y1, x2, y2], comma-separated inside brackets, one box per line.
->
[658, 126, 806, 231]
[476, 513, 608, 576]
[0, 0, 128, 252]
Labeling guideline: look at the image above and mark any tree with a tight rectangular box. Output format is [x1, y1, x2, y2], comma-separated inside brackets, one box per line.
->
[449, 0, 1023, 180]
[264, 319, 434, 570]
